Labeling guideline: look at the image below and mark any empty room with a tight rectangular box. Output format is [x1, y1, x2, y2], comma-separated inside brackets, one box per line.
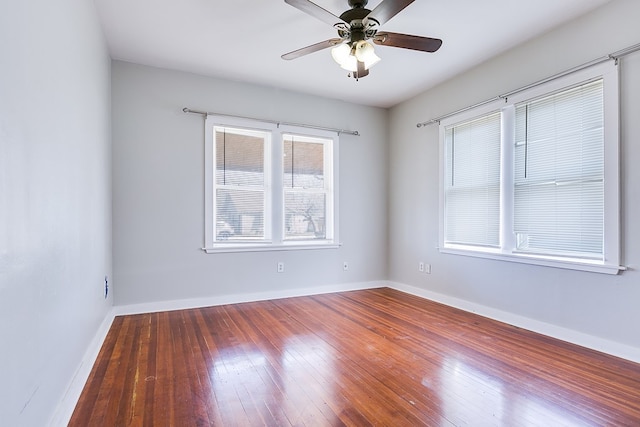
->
[2, 0, 640, 425]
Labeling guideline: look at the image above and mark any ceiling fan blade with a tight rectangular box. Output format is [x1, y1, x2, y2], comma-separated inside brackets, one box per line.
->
[365, 0, 414, 26]
[284, 0, 346, 26]
[373, 32, 442, 52]
[282, 38, 344, 60]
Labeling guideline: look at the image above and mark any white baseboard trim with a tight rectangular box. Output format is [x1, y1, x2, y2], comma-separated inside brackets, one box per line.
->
[49, 308, 117, 427]
[114, 281, 385, 316]
[388, 281, 640, 364]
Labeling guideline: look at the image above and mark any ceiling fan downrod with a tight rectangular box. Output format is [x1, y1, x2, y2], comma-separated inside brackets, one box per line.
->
[348, 0, 368, 8]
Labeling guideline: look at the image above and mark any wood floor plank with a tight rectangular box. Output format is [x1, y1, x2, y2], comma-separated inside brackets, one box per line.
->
[250, 299, 398, 425]
[70, 288, 640, 426]
[335, 290, 627, 424]
[269, 295, 453, 426]
[234, 300, 346, 425]
[223, 302, 337, 426]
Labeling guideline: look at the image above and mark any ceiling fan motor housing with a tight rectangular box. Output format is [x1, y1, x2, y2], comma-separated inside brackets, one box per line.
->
[339, 6, 373, 24]
[339, 3, 379, 44]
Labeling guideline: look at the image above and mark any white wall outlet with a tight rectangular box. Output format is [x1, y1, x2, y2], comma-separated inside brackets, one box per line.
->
[418, 262, 425, 272]
[343, 261, 349, 271]
[425, 263, 432, 274]
[277, 262, 284, 273]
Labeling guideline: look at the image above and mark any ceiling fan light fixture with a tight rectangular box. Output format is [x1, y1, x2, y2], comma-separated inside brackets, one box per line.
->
[331, 41, 380, 73]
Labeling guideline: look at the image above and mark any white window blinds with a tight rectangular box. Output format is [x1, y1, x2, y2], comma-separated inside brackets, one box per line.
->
[444, 112, 501, 248]
[513, 80, 604, 258]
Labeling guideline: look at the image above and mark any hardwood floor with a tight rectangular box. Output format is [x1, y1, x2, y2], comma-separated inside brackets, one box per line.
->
[70, 288, 640, 426]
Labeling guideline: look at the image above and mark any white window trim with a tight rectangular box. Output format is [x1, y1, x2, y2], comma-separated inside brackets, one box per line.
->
[204, 115, 340, 253]
[439, 61, 621, 274]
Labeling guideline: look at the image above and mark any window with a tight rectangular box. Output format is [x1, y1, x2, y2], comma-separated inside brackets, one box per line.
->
[283, 134, 333, 241]
[204, 116, 339, 252]
[439, 61, 620, 274]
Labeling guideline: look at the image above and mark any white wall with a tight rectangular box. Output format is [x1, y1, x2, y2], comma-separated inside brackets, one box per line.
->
[112, 61, 388, 305]
[389, 0, 640, 352]
[0, 0, 112, 425]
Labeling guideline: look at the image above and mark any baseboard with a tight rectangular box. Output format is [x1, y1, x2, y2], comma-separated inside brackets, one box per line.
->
[114, 281, 385, 316]
[48, 308, 117, 427]
[388, 281, 640, 364]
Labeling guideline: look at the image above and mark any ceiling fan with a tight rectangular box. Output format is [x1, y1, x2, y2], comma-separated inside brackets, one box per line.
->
[282, 0, 442, 79]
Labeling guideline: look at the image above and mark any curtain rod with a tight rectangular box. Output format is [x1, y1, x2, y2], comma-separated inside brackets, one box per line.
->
[416, 41, 640, 128]
[182, 108, 359, 136]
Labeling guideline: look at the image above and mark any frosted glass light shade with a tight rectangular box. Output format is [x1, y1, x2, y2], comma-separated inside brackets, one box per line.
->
[331, 43, 358, 71]
[354, 41, 381, 69]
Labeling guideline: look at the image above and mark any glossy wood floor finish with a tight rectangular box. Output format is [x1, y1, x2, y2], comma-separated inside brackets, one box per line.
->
[70, 288, 640, 426]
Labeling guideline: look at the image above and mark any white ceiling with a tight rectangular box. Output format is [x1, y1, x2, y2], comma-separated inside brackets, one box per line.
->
[95, 0, 612, 108]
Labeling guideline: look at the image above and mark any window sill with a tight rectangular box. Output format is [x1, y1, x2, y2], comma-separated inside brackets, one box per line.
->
[203, 242, 342, 254]
[440, 246, 624, 275]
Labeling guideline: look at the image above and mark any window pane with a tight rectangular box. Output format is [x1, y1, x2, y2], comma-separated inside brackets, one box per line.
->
[283, 137, 325, 189]
[282, 134, 331, 241]
[284, 192, 326, 240]
[514, 80, 604, 257]
[514, 181, 603, 255]
[444, 112, 501, 247]
[215, 128, 265, 186]
[216, 188, 264, 240]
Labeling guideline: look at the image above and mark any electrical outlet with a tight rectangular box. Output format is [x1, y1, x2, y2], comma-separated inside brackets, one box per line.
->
[104, 276, 109, 299]
[277, 262, 285, 273]
[418, 262, 425, 272]
[343, 261, 349, 271]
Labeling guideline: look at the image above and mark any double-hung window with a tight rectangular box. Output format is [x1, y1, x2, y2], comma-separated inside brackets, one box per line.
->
[204, 115, 339, 252]
[440, 61, 620, 274]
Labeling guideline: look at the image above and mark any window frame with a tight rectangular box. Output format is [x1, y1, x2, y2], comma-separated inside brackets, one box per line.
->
[439, 61, 620, 274]
[204, 115, 340, 253]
